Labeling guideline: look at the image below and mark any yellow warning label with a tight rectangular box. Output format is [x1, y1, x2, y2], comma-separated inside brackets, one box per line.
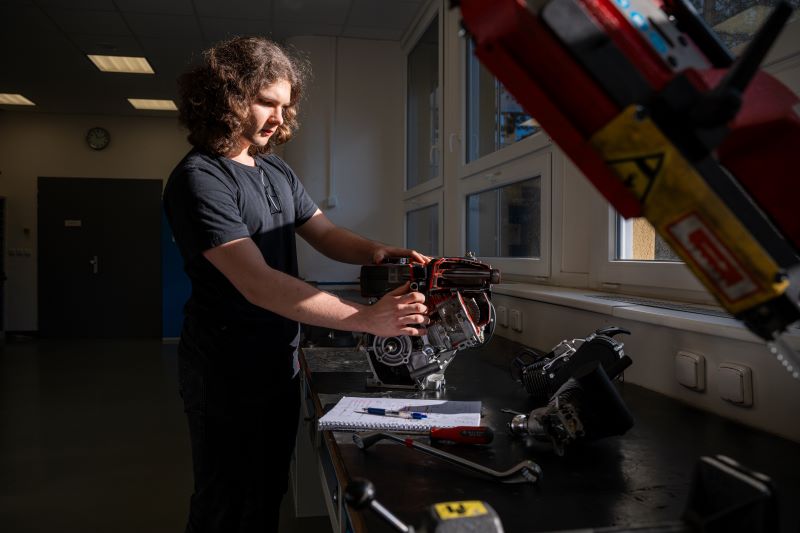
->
[590, 106, 787, 313]
[605, 151, 664, 202]
[433, 501, 488, 520]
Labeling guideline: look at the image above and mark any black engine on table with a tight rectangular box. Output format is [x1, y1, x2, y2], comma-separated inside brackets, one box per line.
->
[509, 327, 635, 455]
[359, 255, 500, 391]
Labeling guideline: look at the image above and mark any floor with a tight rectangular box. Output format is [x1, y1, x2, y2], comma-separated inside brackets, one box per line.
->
[0, 336, 331, 533]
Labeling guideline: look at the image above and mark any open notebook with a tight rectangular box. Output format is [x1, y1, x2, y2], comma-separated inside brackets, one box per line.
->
[317, 396, 482, 432]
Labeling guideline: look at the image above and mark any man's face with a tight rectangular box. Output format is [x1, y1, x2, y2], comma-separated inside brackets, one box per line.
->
[241, 79, 292, 149]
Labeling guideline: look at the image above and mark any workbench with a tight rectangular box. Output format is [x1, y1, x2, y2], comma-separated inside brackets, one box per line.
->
[294, 336, 800, 532]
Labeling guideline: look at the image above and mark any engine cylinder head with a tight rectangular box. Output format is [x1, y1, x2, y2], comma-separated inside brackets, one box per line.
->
[521, 365, 559, 404]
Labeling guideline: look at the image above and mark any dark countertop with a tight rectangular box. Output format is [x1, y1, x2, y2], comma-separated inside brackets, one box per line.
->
[303, 336, 800, 532]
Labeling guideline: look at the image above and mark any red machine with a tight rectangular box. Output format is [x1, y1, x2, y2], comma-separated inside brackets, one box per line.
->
[359, 256, 501, 390]
[457, 0, 800, 378]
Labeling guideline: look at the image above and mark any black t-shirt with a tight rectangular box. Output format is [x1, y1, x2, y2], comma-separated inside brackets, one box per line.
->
[163, 149, 318, 348]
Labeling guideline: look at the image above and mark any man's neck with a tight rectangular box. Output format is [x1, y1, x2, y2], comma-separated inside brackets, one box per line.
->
[227, 144, 256, 166]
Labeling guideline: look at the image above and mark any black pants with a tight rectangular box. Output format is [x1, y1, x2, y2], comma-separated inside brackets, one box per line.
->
[178, 317, 301, 533]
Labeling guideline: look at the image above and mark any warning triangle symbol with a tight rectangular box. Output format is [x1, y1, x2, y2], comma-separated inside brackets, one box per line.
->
[635, 153, 664, 179]
[606, 152, 665, 202]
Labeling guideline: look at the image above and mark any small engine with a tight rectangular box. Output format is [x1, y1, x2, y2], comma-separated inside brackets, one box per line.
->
[359, 255, 500, 391]
[511, 326, 631, 404]
[508, 327, 634, 454]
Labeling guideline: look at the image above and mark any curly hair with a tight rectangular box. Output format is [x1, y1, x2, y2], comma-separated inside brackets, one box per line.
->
[177, 37, 310, 156]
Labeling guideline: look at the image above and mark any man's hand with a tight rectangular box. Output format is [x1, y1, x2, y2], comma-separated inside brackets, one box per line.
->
[356, 282, 428, 337]
[372, 246, 431, 265]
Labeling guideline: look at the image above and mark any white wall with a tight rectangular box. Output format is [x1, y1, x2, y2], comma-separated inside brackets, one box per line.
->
[284, 36, 406, 283]
[0, 112, 190, 331]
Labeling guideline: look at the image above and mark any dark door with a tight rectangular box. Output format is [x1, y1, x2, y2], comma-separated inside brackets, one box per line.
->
[38, 178, 162, 338]
[0, 197, 5, 335]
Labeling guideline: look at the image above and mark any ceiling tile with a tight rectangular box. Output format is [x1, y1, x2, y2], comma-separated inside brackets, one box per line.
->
[36, 0, 116, 9]
[123, 12, 202, 38]
[342, 26, 403, 41]
[1, 41, 99, 91]
[139, 35, 205, 72]
[193, 0, 273, 20]
[114, 0, 194, 16]
[274, 0, 350, 24]
[347, 0, 421, 31]
[199, 17, 274, 44]
[271, 21, 344, 40]
[44, 7, 131, 35]
[70, 34, 144, 56]
[0, 4, 59, 36]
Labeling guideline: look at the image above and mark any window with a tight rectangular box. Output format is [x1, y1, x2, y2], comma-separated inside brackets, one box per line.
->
[466, 178, 541, 258]
[453, 16, 552, 278]
[461, 151, 551, 277]
[594, 206, 705, 293]
[615, 215, 681, 261]
[404, 189, 442, 257]
[407, 204, 439, 256]
[406, 15, 440, 191]
[464, 39, 539, 163]
[689, 0, 800, 51]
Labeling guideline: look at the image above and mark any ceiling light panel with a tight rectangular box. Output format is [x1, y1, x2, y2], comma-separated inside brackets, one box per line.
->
[88, 55, 155, 74]
[0, 94, 36, 105]
[127, 98, 177, 110]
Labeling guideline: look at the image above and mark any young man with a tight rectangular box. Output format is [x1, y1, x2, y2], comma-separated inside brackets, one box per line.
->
[163, 37, 430, 532]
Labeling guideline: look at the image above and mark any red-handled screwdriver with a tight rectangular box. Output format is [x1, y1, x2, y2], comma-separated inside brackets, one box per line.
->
[429, 426, 494, 445]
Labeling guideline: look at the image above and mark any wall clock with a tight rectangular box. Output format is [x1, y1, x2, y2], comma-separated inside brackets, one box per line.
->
[86, 127, 110, 150]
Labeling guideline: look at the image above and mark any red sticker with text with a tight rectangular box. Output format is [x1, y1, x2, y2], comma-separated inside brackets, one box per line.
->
[667, 213, 759, 303]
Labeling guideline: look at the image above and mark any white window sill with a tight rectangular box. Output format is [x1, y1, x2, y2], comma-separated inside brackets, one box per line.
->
[493, 283, 800, 348]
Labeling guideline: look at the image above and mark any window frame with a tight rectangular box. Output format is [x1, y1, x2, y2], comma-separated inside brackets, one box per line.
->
[590, 203, 707, 293]
[404, 188, 444, 257]
[402, 0, 443, 200]
[457, 30, 552, 179]
[459, 149, 552, 278]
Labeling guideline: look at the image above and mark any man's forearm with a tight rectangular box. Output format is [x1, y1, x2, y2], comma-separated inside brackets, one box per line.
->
[204, 237, 427, 338]
[243, 268, 369, 331]
[309, 226, 382, 265]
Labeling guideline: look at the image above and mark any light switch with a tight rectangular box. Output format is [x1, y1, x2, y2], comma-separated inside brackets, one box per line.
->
[496, 306, 508, 327]
[510, 309, 523, 332]
[676, 351, 705, 391]
[718, 363, 753, 407]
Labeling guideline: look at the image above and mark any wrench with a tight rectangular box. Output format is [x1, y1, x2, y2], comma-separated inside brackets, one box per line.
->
[353, 431, 542, 484]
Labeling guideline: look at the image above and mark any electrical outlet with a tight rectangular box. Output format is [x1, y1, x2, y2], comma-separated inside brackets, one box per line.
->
[718, 363, 753, 407]
[675, 351, 705, 391]
[510, 309, 523, 332]
[496, 306, 508, 327]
